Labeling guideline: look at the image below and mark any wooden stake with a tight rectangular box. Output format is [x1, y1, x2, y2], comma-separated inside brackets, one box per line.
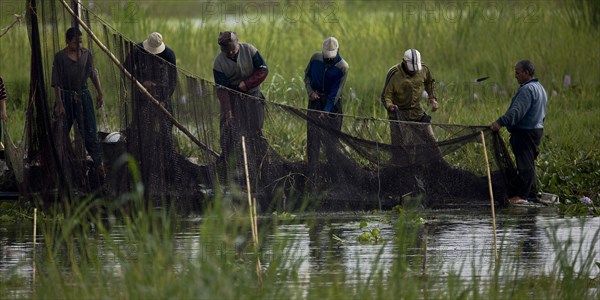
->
[33, 208, 37, 289]
[241, 136, 261, 281]
[481, 131, 498, 262]
[252, 197, 259, 245]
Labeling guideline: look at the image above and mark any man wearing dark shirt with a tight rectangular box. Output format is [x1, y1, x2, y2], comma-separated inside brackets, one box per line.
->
[51, 27, 104, 177]
[123, 32, 178, 196]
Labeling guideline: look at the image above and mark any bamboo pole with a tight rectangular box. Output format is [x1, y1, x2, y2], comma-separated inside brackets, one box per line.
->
[58, 0, 219, 158]
[32, 208, 37, 289]
[241, 136, 261, 281]
[252, 197, 259, 245]
[241, 137, 256, 243]
[480, 131, 498, 261]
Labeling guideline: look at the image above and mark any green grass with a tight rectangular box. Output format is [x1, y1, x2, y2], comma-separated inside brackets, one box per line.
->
[0, 1, 598, 198]
[1, 191, 599, 299]
[1, 2, 599, 298]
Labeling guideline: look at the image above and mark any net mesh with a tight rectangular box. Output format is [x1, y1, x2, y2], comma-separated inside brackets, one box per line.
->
[8, 0, 519, 210]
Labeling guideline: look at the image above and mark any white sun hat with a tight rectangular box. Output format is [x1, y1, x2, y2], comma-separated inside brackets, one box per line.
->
[143, 32, 166, 55]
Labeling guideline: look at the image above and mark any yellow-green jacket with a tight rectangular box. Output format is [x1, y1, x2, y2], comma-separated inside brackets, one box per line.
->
[380, 63, 435, 121]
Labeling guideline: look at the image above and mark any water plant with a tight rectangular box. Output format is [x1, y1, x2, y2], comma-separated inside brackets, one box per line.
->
[357, 221, 383, 244]
[559, 195, 600, 217]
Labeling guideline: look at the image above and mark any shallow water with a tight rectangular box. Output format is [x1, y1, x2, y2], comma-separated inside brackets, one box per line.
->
[1, 206, 599, 296]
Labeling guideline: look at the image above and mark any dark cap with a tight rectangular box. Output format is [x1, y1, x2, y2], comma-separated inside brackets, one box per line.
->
[218, 31, 238, 46]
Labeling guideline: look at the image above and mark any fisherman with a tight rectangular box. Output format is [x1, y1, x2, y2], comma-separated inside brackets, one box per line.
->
[213, 31, 269, 182]
[491, 59, 548, 205]
[380, 48, 439, 165]
[304, 37, 349, 177]
[51, 27, 105, 179]
[123, 31, 178, 196]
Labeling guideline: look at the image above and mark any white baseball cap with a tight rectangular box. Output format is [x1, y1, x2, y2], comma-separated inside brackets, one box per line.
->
[322, 37, 339, 59]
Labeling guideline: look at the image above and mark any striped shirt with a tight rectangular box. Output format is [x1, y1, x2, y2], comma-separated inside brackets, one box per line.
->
[0, 76, 7, 101]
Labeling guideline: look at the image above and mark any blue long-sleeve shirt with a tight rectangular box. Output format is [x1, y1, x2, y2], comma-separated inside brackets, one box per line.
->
[497, 78, 547, 131]
[304, 52, 348, 113]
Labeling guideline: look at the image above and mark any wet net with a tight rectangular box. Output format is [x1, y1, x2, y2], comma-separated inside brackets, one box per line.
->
[6, 0, 520, 211]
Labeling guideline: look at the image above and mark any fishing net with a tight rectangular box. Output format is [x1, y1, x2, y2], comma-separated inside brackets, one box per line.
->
[8, 0, 519, 211]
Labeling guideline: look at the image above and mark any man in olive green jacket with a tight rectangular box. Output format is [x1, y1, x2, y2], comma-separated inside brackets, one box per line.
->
[380, 49, 439, 165]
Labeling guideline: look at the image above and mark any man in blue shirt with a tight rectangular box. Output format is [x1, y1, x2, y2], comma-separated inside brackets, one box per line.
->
[491, 60, 548, 205]
[304, 37, 349, 177]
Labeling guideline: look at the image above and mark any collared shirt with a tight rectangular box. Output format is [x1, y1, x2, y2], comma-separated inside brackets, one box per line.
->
[497, 78, 547, 131]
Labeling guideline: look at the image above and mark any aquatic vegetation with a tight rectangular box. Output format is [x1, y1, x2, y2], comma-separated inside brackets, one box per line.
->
[357, 221, 383, 244]
[1, 194, 600, 299]
[559, 195, 600, 217]
[271, 210, 296, 221]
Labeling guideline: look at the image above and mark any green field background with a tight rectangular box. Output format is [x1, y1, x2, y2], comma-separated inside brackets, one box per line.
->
[1, 0, 598, 199]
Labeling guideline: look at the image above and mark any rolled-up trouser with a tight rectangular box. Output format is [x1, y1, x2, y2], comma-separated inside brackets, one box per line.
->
[509, 128, 543, 199]
[62, 89, 103, 167]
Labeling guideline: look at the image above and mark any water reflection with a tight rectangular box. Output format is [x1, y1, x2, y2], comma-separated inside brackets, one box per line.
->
[1, 208, 599, 295]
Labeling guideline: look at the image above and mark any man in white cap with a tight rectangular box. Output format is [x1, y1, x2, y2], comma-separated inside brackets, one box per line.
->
[123, 32, 178, 196]
[380, 49, 439, 164]
[303, 36, 349, 178]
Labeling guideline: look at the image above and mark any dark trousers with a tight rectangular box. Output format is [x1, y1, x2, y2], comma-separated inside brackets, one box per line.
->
[306, 96, 343, 174]
[62, 89, 102, 167]
[130, 91, 176, 196]
[306, 112, 343, 168]
[389, 112, 441, 166]
[509, 129, 543, 199]
[219, 91, 266, 184]
[0, 114, 3, 144]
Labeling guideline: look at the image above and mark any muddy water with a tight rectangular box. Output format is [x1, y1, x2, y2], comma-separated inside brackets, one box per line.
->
[1, 207, 599, 294]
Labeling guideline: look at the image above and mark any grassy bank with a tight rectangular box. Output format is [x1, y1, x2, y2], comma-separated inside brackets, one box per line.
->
[0, 0, 598, 199]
